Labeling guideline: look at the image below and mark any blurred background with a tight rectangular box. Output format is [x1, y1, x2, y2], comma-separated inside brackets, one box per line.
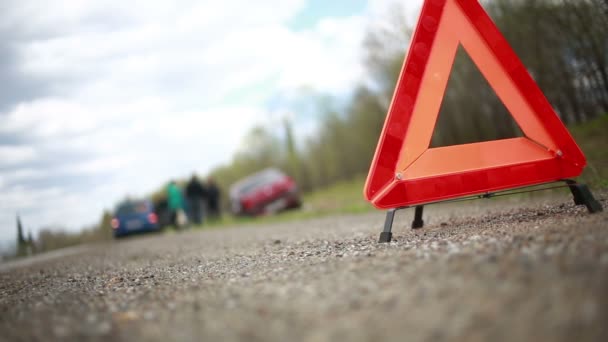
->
[1, 0, 607, 258]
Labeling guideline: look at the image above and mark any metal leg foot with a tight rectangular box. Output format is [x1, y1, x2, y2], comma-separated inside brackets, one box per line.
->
[566, 180, 603, 213]
[379, 209, 397, 243]
[412, 205, 424, 229]
[378, 232, 393, 243]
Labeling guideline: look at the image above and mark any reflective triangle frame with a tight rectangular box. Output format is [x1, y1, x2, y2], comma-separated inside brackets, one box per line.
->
[364, 0, 586, 209]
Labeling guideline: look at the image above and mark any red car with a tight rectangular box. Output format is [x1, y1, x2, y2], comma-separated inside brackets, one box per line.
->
[230, 168, 301, 216]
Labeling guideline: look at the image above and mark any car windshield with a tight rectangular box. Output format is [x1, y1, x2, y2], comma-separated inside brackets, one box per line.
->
[116, 201, 149, 215]
[235, 170, 283, 196]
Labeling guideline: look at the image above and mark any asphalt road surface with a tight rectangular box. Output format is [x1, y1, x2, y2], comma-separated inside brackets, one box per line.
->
[1, 192, 607, 342]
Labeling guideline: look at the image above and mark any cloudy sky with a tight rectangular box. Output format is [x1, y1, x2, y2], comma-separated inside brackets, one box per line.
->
[0, 0, 423, 243]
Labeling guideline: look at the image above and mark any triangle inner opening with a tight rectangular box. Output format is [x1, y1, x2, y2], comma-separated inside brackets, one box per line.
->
[430, 45, 524, 148]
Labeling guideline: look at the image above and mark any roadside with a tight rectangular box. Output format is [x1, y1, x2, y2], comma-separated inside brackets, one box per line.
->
[0, 244, 92, 273]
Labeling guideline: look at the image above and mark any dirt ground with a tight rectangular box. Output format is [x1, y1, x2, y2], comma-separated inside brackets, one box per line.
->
[1, 191, 607, 341]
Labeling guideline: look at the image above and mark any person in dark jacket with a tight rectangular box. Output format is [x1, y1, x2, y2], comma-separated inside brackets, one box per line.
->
[206, 177, 221, 221]
[186, 174, 207, 225]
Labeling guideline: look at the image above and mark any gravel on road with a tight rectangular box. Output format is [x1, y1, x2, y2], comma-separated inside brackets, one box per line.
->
[1, 192, 607, 341]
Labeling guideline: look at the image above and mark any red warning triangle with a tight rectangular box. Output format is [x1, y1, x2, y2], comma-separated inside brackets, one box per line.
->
[364, 0, 586, 209]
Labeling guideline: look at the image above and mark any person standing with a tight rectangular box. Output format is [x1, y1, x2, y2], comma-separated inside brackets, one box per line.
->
[167, 181, 187, 228]
[206, 177, 221, 221]
[186, 174, 207, 225]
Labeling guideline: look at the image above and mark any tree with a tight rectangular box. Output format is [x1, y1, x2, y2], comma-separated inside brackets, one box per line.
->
[16, 215, 26, 257]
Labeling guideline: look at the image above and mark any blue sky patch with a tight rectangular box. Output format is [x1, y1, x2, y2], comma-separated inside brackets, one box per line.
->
[288, 0, 367, 31]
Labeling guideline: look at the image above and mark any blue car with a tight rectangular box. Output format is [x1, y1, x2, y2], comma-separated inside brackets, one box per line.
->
[111, 200, 160, 238]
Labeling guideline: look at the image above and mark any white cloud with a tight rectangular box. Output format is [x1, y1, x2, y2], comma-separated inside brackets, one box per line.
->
[62, 156, 132, 175]
[275, 16, 367, 92]
[0, 168, 46, 184]
[0, 185, 64, 211]
[0, 145, 38, 165]
[0, 99, 103, 138]
[368, 0, 422, 21]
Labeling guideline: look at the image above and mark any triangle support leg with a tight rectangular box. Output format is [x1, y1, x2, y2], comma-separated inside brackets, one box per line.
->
[379, 206, 427, 243]
[412, 205, 425, 229]
[566, 180, 603, 213]
[379, 209, 397, 243]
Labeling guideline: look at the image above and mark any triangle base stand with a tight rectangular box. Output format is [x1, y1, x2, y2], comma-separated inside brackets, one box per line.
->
[378, 180, 603, 243]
